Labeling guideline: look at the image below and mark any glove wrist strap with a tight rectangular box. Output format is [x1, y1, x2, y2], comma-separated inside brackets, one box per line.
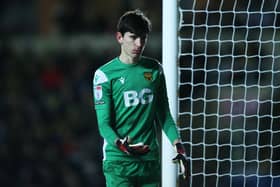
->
[175, 143, 185, 155]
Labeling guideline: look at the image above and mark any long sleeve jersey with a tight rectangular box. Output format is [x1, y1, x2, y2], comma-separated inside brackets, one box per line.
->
[93, 56, 179, 161]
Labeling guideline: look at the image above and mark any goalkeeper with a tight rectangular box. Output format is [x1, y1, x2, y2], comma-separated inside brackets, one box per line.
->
[93, 9, 188, 187]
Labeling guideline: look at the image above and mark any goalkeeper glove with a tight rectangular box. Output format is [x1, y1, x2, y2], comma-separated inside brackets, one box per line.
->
[172, 142, 189, 179]
[116, 136, 150, 155]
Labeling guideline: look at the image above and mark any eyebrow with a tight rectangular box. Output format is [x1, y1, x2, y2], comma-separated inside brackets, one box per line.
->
[128, 33, 147, 39]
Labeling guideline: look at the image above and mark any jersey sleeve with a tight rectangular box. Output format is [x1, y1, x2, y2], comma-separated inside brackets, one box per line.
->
[155, 65, 180, 144]
[93, 69, 119, 145]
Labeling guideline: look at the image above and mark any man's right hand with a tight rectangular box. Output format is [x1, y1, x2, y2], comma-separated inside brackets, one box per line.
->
[116, 136, 150, 155]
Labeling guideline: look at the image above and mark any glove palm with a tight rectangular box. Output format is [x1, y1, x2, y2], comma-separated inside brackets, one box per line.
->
[116, 136, 150, 155]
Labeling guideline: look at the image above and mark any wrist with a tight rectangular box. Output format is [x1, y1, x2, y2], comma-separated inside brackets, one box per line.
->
[116, 138, 130, 154]
[175, 142, 185, 155]
[115, 139, 121, 146]
[173, 139, 181, 146]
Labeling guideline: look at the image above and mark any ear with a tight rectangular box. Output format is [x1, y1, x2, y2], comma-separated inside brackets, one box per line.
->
[115, 32, 123, 44]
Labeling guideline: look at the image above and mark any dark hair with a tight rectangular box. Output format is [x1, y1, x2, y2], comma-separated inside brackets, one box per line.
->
[117, 9, 152, 36]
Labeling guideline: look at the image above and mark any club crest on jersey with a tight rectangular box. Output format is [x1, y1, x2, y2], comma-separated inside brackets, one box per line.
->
[144, 72, 153, 81]
[94, 85, 103, 100]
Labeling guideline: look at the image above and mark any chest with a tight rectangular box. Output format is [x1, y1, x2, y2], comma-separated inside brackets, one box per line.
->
[112, 68, 158, 92]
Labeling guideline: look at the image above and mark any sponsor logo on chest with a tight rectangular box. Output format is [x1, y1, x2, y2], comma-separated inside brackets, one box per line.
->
[123, 88, 153, 107]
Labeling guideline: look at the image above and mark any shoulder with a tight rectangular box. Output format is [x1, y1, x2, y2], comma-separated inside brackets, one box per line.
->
[141, 56, 160, 64]
[140, 56, 162, 70]
[141, 56, 164, 75]
[93, 58, 118, 85]
[97, 57, 119, 72]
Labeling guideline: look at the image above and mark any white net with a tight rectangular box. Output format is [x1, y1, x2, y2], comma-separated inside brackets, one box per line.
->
[178, 0, 280, 186]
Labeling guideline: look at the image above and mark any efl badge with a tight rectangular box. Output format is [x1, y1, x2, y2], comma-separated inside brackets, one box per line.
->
[144, 72, 153, 81]
[94, 85, 103, 100]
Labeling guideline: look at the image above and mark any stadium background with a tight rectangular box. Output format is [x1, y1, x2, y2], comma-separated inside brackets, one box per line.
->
[0, 1, 161, 186]
[2, 0, 280, 187]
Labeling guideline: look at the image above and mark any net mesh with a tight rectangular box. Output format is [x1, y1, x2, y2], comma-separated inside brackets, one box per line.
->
[178, 0, 280, 186]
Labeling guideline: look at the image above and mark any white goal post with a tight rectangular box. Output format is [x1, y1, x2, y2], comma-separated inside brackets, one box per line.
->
[162, 0, 280, 187]
[162, 0, 178, 186]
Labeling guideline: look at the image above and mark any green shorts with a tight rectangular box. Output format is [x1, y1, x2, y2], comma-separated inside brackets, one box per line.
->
[103, 160, 161, 187]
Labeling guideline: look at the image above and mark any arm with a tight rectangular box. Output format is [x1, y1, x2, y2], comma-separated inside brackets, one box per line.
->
[93, 69, 150, 155]
[156, 66, 180, 143]
[156, 66, 189, 179]
[93, 69, 118, 145]
[94, 84, 150, 154]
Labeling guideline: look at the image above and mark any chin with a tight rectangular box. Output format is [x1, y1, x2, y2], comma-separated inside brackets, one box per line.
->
[131, 53, 141, 58]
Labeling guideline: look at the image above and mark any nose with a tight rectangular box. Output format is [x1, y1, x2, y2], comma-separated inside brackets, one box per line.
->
[135, 37, 142, 47]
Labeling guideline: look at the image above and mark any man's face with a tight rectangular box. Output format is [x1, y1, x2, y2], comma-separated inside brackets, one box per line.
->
[117, 32, 148, 59]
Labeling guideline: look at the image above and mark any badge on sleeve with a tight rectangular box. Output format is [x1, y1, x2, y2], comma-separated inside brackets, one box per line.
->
[94, 85, 103, 100]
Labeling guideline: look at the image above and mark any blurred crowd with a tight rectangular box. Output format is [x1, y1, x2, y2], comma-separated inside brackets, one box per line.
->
[0, 46, 108, 187]
[0, 0, 162, 37]
[3, 0, 279, 186]
[0, 1, 161, 186]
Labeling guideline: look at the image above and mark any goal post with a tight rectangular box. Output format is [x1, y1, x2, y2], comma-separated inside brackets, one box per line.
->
[163, 0, 280, 186]
[162, 0, 178, 187]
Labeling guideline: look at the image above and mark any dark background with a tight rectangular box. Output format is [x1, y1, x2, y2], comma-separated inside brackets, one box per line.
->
[2, 1, 280, 187]
[0, 1, 161, 186]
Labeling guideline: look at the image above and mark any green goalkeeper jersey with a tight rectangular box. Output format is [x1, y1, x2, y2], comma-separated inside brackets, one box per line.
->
[93, 56, 179, 161]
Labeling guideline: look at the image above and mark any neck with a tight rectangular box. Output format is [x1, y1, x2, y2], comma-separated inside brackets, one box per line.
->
[119, 54, 140, 64]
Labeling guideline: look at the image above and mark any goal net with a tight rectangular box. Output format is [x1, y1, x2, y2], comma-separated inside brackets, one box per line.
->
[178, 0, 280, 186]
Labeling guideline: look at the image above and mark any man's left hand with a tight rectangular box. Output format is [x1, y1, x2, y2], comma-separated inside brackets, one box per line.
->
[172, 142, 189, 179]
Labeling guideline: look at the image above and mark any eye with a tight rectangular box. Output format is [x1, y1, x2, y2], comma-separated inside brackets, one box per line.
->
[140, 34, 147, 41]
[140, 36, 147, 42]
[130, 35, 138, 40]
